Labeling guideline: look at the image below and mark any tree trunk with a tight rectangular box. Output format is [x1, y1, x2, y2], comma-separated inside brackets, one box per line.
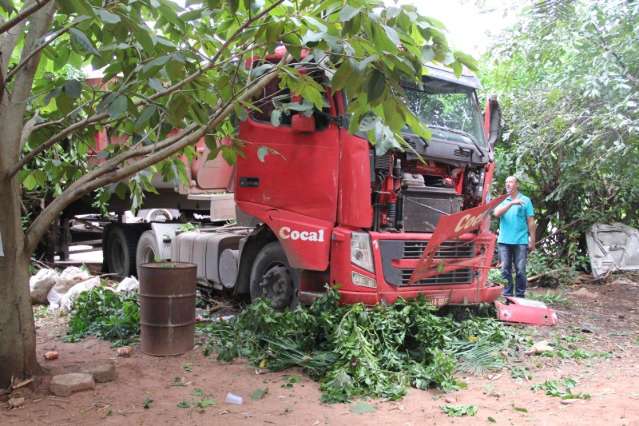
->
[0, 175, 40, 389]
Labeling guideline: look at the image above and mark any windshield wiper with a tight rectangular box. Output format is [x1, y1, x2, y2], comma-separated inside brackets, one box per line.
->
[429, 125, 485, 159]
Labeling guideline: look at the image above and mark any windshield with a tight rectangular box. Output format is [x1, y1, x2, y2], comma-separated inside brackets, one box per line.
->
[403, 77, 484, 145]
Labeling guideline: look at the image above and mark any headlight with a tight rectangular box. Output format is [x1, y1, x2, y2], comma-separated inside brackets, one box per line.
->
[351, 232, 374, 272]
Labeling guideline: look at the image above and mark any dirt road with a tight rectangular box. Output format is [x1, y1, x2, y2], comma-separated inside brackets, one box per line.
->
[2, 277, 639, 425]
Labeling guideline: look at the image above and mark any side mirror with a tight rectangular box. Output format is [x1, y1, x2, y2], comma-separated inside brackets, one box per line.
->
[484, 95, 501, 148]
[291, 114, 316, 133]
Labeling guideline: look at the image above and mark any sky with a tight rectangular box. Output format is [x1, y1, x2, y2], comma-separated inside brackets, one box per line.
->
[390, 1, 521, 58]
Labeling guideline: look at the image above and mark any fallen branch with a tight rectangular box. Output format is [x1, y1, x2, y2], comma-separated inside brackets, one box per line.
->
[528, 267, 572, 283]
[11, 377, 33, 391]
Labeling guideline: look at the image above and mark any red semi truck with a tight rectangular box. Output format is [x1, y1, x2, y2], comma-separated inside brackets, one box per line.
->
[142, 59, 505, 309]
[61, 56, 503, 308]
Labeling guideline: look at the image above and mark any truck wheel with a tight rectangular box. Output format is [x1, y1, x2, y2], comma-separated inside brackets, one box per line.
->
[104, 225, 140, 277]
[250, 241, 298, 310]
[136, 231, 159, 269]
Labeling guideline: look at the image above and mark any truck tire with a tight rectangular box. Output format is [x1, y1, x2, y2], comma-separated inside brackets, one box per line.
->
[250, 241, 299, 310]
[103, 224, 143, 277]
[136, 231, 159, 271]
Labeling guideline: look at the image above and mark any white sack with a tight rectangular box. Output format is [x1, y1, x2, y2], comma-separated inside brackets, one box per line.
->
[29, 268, 59, 305]
[116, 276, 139, 293]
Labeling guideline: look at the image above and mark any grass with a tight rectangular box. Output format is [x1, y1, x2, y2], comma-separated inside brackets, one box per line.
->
[531, 377, 590, 400]
[528, 291, 569, 306]
[441, 404, 477, 417]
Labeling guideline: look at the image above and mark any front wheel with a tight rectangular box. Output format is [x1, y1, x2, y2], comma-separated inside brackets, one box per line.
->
[249, 241, 298, 310]
[136, 230, 159, 272]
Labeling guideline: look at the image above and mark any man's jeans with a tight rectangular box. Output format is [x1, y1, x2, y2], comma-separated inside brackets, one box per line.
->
[498, 243, 528, 297]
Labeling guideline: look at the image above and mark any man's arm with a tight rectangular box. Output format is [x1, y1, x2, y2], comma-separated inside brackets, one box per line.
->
[527, 216, 536, 251]
[493, 198, 523, 217]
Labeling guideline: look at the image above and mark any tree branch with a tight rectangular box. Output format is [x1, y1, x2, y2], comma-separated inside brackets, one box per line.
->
[145, 0, 285, 104]
[24, 65, 283, 254]
[0, 0, 53, 35]
[5, 20, 77, 83]
[0, 0, 55, 166]
[19, 113, 40, 152]
[10, 0, 286, 177]
[9, 111, 109, 177]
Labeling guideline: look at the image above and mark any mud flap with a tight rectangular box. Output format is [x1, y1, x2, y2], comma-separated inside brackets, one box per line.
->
[495, 297, 558, 326]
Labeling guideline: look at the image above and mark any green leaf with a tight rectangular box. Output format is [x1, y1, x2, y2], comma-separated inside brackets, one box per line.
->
[69, 28, 99, 55]
[250, 387, 268, 400]
[383, 25, 400, 46]
[367, 70, 385, 105]
[451, 61, 462, 78]
[148, 78, 164, 92]
[227, 0, 239, 13]
[141, 55, 171, 74]
[339, 5, 360, 22]
[0, 0, 15, 13]
[22, 173, 38, 191]
[96, 8, 121, 24]
[64, 80, 82, 99]
[453, 50, 478, 72]
[421, 46, 435, 64]
[134, 25, 155, 52]
[181, 8, 202, 21]
[221, 146, 237, 165]
[135, 105, 157, 131]
[108, 95, 128, 118]
[55, 93, 74, 114]
[167, 95, 190, 126]
[331, 61, 353, 91]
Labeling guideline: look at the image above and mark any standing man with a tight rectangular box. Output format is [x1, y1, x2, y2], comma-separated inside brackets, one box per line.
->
[493, 176, 535, 298]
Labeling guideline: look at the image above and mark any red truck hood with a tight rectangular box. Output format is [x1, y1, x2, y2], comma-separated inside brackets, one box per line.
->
[408, 195, 507, 285]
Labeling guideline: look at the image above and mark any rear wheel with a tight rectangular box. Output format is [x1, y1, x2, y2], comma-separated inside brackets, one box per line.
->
[249, 241, 298, 310]
[103, 224, 144, 277]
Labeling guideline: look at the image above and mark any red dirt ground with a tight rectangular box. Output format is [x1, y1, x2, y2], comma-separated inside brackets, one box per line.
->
[2, 275, 639, 425]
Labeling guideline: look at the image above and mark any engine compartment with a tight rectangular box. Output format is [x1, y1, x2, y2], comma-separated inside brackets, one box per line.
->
[370, 144, 486, 233]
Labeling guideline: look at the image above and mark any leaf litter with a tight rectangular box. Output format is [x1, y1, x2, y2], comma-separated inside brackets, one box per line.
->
[201, 288, 525, 403]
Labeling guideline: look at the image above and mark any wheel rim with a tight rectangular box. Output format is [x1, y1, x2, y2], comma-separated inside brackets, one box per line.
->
[257, 264, 293, 309]
[141, 245, 156, 264]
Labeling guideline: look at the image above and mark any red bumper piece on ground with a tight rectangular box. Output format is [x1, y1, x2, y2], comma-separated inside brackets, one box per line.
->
[495, 297, 558, 326]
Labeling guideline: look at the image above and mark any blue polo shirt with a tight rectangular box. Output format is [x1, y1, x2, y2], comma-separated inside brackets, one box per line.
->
[497, 194, 534, 245]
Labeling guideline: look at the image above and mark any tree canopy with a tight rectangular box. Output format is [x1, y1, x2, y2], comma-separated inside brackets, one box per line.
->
[481, 0, 639, 261]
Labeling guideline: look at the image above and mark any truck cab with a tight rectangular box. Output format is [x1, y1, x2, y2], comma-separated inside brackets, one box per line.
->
[177, 61, 503, 309]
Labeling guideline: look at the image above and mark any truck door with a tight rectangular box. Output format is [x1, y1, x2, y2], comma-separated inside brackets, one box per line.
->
[236, 79, 340, 225]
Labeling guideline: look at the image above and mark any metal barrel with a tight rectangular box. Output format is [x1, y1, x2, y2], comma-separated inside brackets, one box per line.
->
[138, 262, 197, 356]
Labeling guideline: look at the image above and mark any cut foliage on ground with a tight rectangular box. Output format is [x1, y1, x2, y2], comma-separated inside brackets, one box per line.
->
[66, 286, 140, 346]
[202, 288, 526, 403]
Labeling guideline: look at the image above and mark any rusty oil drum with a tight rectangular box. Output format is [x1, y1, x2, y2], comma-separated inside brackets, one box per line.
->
[139, 262, 196, 356]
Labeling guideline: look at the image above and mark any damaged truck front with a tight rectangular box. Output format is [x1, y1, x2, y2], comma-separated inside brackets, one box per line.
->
[171, 59, 504, 309]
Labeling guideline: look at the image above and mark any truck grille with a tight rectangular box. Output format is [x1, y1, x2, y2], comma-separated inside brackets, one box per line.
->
[379, 239, 477, 286]
[402, 240, 474, 259]
[400, 268, 473, 286]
